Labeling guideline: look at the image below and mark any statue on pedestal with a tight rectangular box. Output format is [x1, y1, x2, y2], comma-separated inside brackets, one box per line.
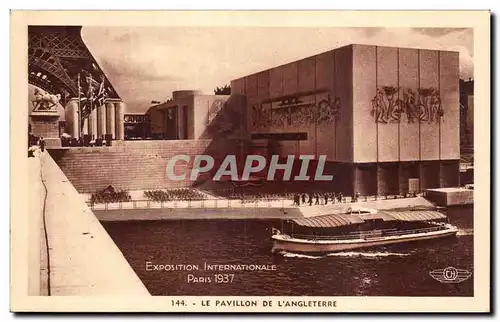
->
[31, 88, 61, 112]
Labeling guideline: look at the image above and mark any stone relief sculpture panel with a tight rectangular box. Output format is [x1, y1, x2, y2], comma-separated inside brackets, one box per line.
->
[371, 86, 444, 124]
[251, 91, 341, 130]
[252, 104, 273, 129]
[317, 94, 341, 124]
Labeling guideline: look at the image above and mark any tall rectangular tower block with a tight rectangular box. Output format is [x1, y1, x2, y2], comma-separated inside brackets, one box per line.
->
[231, 44, 460, 195]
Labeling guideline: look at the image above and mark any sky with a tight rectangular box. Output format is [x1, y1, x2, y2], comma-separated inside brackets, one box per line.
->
[81, 27, 473, 114]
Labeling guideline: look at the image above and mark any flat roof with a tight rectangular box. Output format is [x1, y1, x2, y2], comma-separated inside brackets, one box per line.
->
[426, 187, 470, 192]
[232, 43, 460, 82]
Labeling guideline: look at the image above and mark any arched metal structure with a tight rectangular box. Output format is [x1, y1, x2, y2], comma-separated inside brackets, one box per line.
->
[28, 26, 120, 105]
[28, 26, 125, 141]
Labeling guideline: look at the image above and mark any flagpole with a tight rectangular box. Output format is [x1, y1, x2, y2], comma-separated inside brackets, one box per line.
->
[77, 73, 81, 139]
[89, 74, 93, 141]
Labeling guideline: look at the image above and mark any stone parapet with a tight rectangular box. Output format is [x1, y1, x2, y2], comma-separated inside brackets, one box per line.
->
[30, 151, 150, 296]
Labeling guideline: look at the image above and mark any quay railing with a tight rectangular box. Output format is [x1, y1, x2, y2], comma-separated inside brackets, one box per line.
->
[87, 198, 290, 210]
[86, 192, 428, 211]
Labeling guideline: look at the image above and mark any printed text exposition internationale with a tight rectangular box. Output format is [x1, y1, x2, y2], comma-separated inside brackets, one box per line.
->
[145, 262, 277, 272]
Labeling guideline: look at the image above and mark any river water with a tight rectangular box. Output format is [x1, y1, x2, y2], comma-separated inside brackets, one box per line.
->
[101, 205, 473, 296]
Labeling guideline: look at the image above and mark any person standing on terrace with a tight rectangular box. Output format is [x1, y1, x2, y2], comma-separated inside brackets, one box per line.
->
[38, 137, 45, 153]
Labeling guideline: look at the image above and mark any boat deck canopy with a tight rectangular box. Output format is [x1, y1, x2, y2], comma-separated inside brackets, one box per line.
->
[291, 210, 446, 228]
[377, 210, 447, 222]
[291, 214, 365, 228]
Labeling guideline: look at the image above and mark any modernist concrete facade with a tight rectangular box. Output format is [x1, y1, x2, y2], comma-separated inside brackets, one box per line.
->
[231, 44, 460, 196]
[460, 78, 474, 148]
[49, 43, 461, 197]
[146, 90, 246, 140]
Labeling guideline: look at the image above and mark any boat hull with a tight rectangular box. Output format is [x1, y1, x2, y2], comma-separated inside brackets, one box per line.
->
[272, 228, 458, 254]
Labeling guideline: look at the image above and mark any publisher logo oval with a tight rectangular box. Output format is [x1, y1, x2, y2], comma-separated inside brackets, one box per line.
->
[430, 267, 472, 284]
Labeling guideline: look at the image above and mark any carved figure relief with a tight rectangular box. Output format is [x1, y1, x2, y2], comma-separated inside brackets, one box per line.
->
[252, 104, 273, 129]
[251, 93, 341, 129]
[400, 88, 419, 124]
[417, 88, 444, 123]
[317, 94, 341, 124]
[371, 86, 402, 123]
[371, 86, 444, 124]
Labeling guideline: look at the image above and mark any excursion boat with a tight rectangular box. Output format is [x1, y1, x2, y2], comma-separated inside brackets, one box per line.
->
[271, 208, 458, 254]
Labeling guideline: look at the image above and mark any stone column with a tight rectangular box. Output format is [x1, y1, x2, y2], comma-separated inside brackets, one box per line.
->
[114, 101, 125, 140]
[82, 118, 89, 136]
[65, 98, 79, 138]
[97, 104, 106, 138]
[89, 107, 98, 140]
[106, 101, 116, 139]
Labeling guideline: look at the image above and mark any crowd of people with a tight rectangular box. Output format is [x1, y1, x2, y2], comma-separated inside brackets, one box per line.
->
[208, 188, 364, 205]
[210, 189, 291, 202]
[222, 189, 415, 205]
[291, 192, 354, 206]
[90, 188, 131, 204]
[61, 135, 110, 147]
[143, 188, 208, 202]
[89, 185, 416, 206]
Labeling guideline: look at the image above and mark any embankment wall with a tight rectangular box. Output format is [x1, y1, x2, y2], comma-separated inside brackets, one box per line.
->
[33, 151, 150, 295]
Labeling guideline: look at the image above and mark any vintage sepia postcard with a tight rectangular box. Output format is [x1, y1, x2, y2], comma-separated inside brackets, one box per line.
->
[10, 10, 490, 313]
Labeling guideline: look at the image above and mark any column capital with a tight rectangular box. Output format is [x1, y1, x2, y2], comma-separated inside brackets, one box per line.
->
[105, 98, 123, 103]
